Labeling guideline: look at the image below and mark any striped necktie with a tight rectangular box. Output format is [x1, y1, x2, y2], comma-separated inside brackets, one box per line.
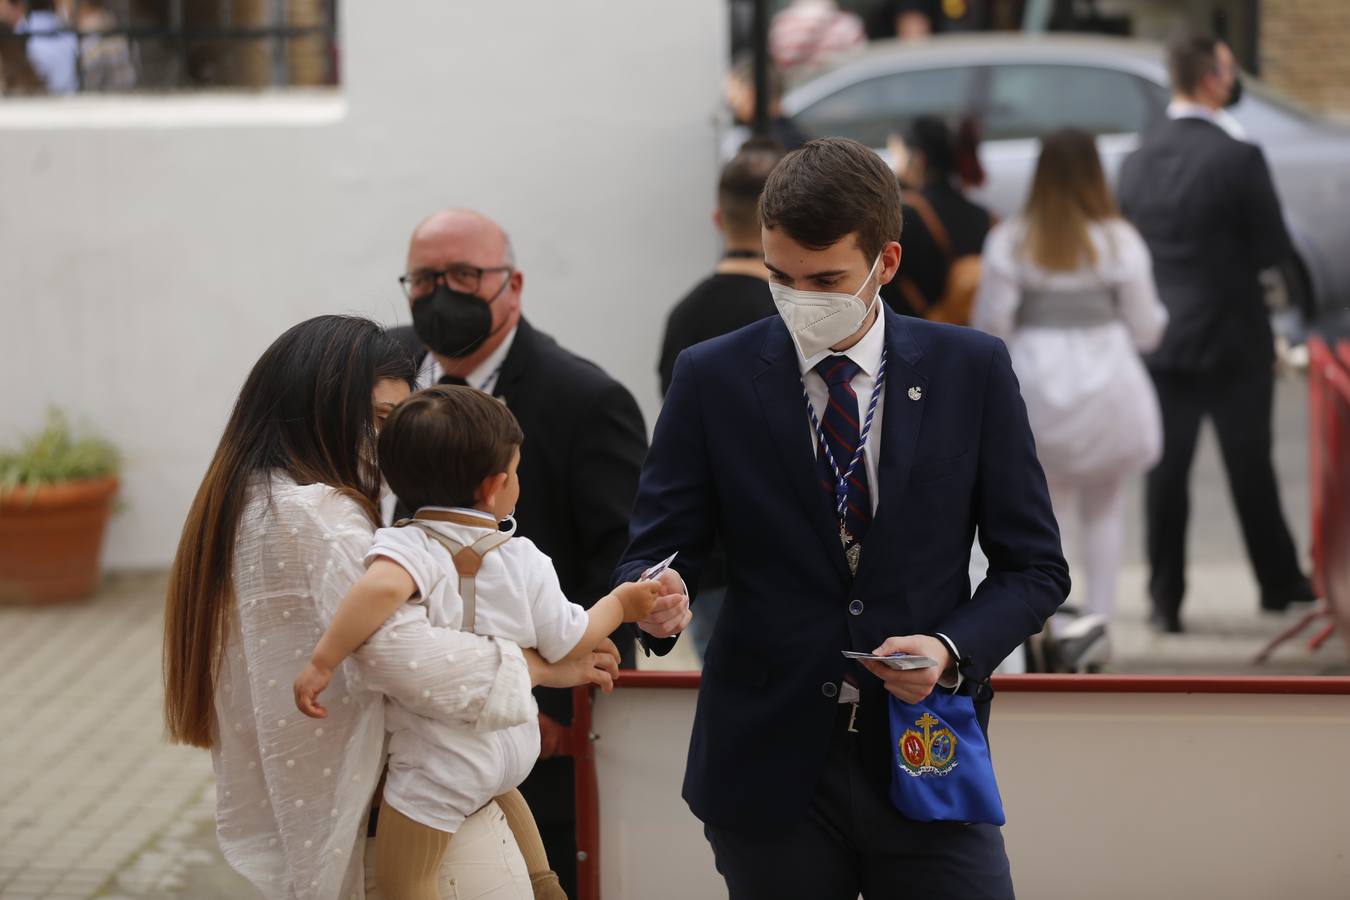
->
[813, 356, 871, 548]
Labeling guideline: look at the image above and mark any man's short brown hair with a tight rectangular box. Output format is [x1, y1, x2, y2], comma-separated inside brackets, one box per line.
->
[758, 137, 903, 261]
[718, 139, 785, 237]
[1167, 32, 1222, 97]
[378, 386, 523, 512]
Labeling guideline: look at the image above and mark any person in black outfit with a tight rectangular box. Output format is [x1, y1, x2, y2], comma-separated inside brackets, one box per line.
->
[880, 115, 993, 320]
[389, 208, 650, 895]
[1117, 34, 1315, 632]
[659, 140, 783, 394]
[658, 140, 783, 660]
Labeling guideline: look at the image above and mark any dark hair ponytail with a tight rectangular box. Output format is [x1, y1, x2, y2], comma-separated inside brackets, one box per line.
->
[905, 115, 956, 187]
[903, 115, 985, 190]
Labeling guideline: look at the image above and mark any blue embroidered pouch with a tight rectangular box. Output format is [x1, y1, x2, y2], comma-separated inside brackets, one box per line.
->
[887, 690, 1006, 826]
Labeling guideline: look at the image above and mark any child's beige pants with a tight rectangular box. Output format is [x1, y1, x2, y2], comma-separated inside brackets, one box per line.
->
[366, 797, 533, 899]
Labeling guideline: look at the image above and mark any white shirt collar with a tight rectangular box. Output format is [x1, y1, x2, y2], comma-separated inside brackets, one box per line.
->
[796, 304, 886, 378]
[421, 324, 519, 392]
[1166, 99, 1247, 140]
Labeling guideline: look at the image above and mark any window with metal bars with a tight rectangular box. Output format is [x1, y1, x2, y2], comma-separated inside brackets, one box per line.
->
[0, 0, 338, 94]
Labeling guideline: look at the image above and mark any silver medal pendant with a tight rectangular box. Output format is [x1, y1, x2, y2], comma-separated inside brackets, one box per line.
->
[841, 525, 861, 576]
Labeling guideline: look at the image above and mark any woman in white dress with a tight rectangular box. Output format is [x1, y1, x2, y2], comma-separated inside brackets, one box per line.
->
[163, 315, 620, 899]
[973, 130, 1168, 622]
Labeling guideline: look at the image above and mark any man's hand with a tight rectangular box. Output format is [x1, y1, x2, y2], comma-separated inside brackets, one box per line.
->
[857, 635, 953, 704]
[635, 569, 691, 639]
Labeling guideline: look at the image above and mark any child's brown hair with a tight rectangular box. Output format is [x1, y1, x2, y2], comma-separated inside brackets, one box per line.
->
[378, 385, 524, 512]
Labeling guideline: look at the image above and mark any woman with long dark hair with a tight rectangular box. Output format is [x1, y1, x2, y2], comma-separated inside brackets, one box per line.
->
[163, 315, 618, 898]
[882, 114, 994, 323]
[973, 130, 1168, 625]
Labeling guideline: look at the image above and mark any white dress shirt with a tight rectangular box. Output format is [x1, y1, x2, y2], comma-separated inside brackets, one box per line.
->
[417, 325, 518, 393]
[794, 308, 961, 686]
[1166, 98, 1247, 141]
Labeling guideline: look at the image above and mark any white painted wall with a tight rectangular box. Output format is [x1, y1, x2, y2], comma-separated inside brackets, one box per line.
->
[0, 0, 725, 569]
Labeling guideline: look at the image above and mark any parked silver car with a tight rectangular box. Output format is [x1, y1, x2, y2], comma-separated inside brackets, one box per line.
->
[783, 35, 1350, 323]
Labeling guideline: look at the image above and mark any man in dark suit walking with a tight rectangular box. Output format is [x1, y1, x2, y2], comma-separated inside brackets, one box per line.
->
[617, 139, 1069, 899]
[390, 209, 648, 896]
[1118, 34, 1315, 633]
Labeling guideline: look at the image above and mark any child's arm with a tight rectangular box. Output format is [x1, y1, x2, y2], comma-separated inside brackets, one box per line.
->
[560, 581, 661, 664]
[293, 557, 417, 718]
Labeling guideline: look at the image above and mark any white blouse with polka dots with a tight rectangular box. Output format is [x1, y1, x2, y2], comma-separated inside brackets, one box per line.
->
[211, 475, 533, 900]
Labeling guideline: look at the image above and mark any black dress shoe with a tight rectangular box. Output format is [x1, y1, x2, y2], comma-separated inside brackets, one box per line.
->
[1260, 578, 1317, 612]
[1149, 608, 1184, 634]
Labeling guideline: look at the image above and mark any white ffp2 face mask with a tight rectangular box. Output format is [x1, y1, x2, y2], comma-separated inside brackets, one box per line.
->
[768, 255, 883, 359]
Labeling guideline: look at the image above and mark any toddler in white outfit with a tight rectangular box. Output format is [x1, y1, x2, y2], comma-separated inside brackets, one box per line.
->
[294, 385, 658, 899]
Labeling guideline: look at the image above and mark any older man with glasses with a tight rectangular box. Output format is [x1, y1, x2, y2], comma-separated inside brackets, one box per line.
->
[388, 208, 662, 897]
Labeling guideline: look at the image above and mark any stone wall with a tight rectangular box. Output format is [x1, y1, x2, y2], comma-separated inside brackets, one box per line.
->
[1261, 0, 1350, 116]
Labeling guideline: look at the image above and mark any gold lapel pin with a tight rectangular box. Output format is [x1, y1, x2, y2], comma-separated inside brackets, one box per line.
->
[908, 386, 923, 401]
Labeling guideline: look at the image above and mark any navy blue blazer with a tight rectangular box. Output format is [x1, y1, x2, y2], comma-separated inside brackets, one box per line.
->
[613, 307, 1069, 829]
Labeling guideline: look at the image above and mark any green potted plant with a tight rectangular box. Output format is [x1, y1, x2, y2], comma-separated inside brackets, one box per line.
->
[0, 410, 121, 604]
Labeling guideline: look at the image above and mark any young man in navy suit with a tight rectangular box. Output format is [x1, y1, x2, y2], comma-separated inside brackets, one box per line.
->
[619, 138, 1069, 899]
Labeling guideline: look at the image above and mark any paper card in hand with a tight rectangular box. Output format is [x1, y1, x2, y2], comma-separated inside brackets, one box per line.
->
[640, 552, 679, 583]
[840, 651, 939, 671]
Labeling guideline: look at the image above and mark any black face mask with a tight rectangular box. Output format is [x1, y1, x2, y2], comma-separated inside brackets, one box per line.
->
[1225, 74, 1244, 108]
[412, 282, 502, 359]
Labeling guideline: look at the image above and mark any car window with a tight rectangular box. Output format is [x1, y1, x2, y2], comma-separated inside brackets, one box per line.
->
[1229, 81, 1318, 136]
[983, 65, 1162, 140]
[793, 67, 976, 148]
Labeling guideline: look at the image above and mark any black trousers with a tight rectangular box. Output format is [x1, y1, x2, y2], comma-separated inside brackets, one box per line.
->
[519, 757, 577, 896]
[1146, 367, 1307, 617]
[703, 705, 1013, 900]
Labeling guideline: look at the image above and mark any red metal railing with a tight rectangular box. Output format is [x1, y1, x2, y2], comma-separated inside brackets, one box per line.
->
[1261, 336, 1350, 659]
[1314, 337, 1350, 639]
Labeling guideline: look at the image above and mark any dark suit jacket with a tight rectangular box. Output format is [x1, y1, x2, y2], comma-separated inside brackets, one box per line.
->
[613, 308, 1069, 829]
[391, 317, 648, 722]
[1117, 116, 1292, 371]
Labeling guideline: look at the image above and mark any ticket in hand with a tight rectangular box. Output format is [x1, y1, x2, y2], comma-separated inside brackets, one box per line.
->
[640, 552, 679, 583]
[840, 650, 939, 670]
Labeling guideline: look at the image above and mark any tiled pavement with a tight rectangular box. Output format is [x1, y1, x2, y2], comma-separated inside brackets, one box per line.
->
[0, 573, 249, 899]
[1, 376, 1345, 899]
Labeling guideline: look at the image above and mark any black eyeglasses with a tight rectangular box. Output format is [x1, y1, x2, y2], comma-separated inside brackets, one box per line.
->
[398, 263, 512, 300]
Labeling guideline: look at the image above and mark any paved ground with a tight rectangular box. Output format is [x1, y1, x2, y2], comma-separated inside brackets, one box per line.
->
[1, 374, 1344, 899]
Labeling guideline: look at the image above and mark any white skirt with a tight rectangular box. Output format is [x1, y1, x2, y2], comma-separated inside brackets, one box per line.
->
[1008, 323, 1162, 484]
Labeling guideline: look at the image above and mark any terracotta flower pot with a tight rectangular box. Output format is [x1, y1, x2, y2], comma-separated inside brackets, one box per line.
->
[0, 476, 119, 604]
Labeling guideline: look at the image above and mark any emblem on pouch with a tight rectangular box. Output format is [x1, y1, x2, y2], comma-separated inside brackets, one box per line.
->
[898, 712, 957, 777]
[908, 386, 923, 401]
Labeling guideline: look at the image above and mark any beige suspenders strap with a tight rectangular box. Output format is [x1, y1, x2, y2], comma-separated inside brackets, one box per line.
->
[406, 522, 511, 632]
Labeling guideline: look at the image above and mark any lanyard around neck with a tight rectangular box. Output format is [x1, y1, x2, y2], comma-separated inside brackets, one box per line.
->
[802, 344, 888, 523]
